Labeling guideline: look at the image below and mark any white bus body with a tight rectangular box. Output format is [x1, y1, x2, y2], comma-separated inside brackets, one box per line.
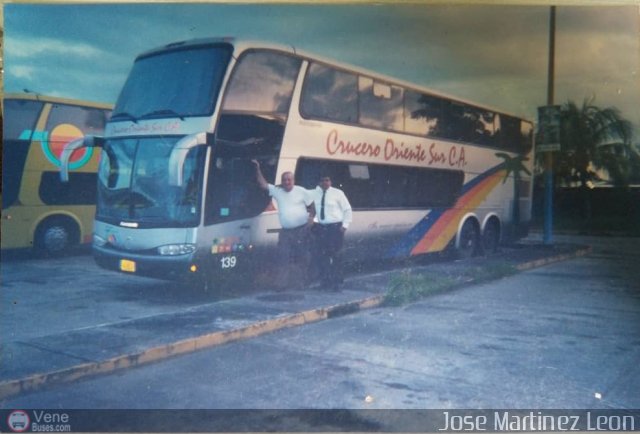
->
[63, 38, 534, 286]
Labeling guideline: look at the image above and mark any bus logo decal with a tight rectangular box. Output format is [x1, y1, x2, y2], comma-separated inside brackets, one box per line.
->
[32, 123, 94, 169]
[326, 129, 468, 167]
[387, 163, 508, 258]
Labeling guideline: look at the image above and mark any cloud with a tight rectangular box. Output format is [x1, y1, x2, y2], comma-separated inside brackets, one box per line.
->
[557, 30, 638, 83]
[9, 65, 36, 80]
[6, 36, 105, 59]
[3, 3, 638, 139]
[380, 4, 639, 137]
[6, 61, 125, 104]
[4, 33, 133, 103]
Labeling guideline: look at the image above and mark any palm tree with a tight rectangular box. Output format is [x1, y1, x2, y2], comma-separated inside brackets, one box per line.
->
[554, 98, 633, 225]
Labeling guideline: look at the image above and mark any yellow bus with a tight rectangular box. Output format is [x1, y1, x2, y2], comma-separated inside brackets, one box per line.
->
[1, 93, 112, 254]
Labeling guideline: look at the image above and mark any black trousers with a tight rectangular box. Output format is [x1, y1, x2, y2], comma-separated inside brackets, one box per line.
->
[276, 225, 312, 288]
[279, 225, 311, 265]
[312, 223, 345, 285]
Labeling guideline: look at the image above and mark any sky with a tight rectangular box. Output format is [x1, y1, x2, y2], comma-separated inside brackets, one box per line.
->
[3, 2, 640, 139]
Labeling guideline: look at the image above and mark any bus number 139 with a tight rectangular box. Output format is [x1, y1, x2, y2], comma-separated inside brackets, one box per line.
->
[220, 256, 237, 269]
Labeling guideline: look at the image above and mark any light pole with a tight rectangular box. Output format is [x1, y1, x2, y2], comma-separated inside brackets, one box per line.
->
[543, 5, 556, 245]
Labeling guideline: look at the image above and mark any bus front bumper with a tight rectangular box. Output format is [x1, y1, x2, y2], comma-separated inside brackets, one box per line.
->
[93, 244, 202, 281]
[93, 244, 257, 287]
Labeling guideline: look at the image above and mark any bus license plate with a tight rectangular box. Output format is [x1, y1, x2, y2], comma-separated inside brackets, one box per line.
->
[120, 259, 136, 273]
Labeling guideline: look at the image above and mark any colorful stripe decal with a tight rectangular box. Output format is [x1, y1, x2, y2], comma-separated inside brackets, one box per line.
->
[386, 163, 507, 258]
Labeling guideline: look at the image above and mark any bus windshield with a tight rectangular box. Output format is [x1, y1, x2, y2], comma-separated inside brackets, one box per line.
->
[113, 44, 232, 120]
[2, 98, 44, 209]
[97, 137, 206, 227]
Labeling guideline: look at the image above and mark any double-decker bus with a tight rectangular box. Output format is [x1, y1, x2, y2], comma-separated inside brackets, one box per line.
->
[2, 93, 112, 254]
[61, 37, 533, 287]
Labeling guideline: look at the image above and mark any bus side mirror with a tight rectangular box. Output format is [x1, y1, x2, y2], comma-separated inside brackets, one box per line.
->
[168, 132, 211, 187]
[60, 135, 104, 182]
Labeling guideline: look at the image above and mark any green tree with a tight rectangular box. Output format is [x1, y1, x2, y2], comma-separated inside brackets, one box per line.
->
[553, 98, 634, 226]
[556, 98, 633, 188]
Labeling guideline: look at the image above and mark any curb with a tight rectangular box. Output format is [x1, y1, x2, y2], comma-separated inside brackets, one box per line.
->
[0, 245, 591, 400]
[0, 295, 385, 400]
[515, 245, 592, 271]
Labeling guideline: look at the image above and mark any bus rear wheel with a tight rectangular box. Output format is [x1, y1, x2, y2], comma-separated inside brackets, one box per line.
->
[35, 217, 79, 256]
[456, 219, 480, 260]
[482, 219, 500, 255]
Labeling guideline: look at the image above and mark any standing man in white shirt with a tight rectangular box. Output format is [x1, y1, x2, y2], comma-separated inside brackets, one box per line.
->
[310, 175, 353, 290]
[252, 160, 315, 289]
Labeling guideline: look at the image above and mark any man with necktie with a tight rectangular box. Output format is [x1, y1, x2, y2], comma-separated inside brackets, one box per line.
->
[310, 175, 353, 290]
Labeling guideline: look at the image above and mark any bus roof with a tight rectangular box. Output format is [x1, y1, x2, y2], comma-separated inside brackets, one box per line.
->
[140, 37, 532, 124]
[2, 92, 113, 110]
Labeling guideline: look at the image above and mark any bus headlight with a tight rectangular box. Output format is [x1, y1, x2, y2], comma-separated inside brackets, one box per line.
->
[157, 244, 196, 256]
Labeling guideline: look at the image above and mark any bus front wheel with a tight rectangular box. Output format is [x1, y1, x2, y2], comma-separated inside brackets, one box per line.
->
[35, 217, 79, 256]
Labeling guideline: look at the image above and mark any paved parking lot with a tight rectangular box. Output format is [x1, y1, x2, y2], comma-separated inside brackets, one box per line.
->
[2, 235, 638, 411]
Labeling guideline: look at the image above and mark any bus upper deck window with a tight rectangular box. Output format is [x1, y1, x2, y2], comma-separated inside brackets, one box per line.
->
[223, 50, 301, 115]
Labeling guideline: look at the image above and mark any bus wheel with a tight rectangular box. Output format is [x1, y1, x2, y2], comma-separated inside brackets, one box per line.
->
[482, 219, 500, 255]
[456, 219, 480, 260]
[35, 218, 78, 256]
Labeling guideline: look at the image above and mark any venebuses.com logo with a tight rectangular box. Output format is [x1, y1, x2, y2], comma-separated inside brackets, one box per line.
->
[7, 410, 30, 433]
[5, 410, 72, 433]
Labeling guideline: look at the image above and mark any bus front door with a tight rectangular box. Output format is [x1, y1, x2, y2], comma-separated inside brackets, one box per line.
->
[203, 154, 273, 289]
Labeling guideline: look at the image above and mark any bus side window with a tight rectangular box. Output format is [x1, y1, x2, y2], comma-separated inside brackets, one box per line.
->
[300, 62, 358, 124]
[520, 121, 534, 154]
[222, 50, 301, 115]
[204, 157, 271, 225]
[297, 158, 464, 210]
[358, 77, 404, 132]
[216, 113, 286, 155]
[2, 99, 44, 209]
[46, 104, 108, 136]
[231, 159, 271, 217]
[39, 172, 97, 205]
[496, 115, 521, 152]
[218, 50, 301, 162]
[405, 91, 441, 137]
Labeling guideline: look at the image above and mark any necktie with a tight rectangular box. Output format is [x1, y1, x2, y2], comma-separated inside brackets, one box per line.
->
[320, 190, 326, 221]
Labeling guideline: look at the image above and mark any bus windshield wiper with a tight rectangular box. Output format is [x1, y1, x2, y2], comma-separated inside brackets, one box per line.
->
[139, 109, 185, 121]
[108, 191, 155, 209]
[111, 112, 138, 123]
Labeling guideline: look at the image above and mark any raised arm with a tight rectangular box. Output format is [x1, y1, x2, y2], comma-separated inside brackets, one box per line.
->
[251, 159, 269, 191]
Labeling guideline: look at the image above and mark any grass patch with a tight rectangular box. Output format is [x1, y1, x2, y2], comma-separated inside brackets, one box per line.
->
[384, 271, 456, 307]
[384, 261, 518, 307]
